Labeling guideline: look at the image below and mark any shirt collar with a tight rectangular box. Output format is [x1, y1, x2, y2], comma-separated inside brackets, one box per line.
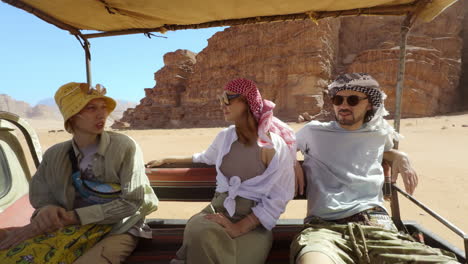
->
[71, 131, 110, 158]
[71, 139, 82, 159]
[97, 131, 110, 156]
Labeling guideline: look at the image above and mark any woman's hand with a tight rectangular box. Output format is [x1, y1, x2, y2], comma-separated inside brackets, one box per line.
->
[145, 159, 166, 168]
[145, 156, 193, 168]
[204, 213, 244, 238]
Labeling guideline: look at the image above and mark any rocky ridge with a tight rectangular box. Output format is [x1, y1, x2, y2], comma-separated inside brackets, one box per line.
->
[117, 1, 465, 129]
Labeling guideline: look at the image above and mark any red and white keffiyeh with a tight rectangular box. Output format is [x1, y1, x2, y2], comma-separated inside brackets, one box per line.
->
[223, 78, 296, 157]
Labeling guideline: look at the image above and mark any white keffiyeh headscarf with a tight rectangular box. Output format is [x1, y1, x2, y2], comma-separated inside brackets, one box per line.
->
[328, 73, 401, 140]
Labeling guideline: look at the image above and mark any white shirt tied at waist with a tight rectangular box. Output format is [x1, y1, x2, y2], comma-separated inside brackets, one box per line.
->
[222, 176, 242, 216]
[193, 126, 295, 230]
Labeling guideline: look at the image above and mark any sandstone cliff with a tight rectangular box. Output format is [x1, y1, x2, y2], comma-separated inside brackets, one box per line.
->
[339, 4, 464, 117]
[117, 1, 465, 129]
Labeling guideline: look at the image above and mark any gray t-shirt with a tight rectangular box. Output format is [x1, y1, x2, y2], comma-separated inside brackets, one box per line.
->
[296, 120, 393, 222]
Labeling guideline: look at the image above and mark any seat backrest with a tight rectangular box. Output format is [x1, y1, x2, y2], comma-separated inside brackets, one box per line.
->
[146, 162, 307, 201]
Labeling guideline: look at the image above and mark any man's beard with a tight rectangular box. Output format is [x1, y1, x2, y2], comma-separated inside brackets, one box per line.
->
[335, 109, 365, 126]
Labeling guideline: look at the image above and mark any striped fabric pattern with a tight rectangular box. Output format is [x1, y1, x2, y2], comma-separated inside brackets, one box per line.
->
[29, 131, 159, 235]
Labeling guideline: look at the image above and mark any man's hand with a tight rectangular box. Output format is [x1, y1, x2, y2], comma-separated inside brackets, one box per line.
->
[32, 205, 76, 233]
[61, 210, 81, 226]
[294, 161, 305, 196]
[391, 153, 418, 195]
[204, 213, 244, 238]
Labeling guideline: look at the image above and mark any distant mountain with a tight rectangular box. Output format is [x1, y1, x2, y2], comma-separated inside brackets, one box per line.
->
[36, 97, 137, 121]
[27, 104, 61, 119]
[36, 97, 56, 106]
[0, 94, 31, 117]
[1, 95, 137, 122]
[111, 100, 137, 121]
[0, 94, 60, 119]
[36, 97, 60, 116]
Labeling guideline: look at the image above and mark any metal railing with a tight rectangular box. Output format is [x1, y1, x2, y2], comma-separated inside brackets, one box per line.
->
[390, 184, 467, 263]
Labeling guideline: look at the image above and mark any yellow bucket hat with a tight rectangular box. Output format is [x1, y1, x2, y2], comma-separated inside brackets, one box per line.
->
[54, 82, 117, 130]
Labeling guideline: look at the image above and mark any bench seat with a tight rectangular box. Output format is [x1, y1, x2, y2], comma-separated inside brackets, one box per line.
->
[124, 165, 466, 263]
[124, 165, 306, 263]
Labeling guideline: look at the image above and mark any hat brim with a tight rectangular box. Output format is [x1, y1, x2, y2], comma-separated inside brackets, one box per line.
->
[63, 95, 117, 128]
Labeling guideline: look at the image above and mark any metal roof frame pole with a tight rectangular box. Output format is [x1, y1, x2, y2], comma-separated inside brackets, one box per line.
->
[393, 15, 412, 142]
[74, 35, 92, 85]
[387, 14, 413, 230]
[84, 39, 92, 86]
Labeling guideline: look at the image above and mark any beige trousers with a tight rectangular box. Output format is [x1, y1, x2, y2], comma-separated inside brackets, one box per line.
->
[73, 233, 139, 264]
[173, 192, 273, 264]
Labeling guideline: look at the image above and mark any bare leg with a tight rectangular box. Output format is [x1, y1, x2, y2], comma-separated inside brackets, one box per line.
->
[297, 252, 335, 264]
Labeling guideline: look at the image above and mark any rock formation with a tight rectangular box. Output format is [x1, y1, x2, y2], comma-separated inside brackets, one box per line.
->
[119, 20, 340, 128]
[117, 1, 465, 129]
[120, 50, 199, 128]
[458, 0, 468, 108]
[339, 5, 464, 117]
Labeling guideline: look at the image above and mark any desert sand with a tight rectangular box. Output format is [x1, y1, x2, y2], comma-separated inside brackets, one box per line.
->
[22, 113, 468, 250]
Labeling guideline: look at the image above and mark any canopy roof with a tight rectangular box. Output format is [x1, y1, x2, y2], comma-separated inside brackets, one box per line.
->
[3, 0, 458, 38]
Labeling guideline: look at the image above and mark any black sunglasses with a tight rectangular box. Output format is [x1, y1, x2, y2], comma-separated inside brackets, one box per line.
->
[332, 95, 368, 106]
[218, 92, 241, 106]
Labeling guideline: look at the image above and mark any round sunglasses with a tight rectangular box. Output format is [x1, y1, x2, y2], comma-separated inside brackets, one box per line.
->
[332, 95, 368, 106]
[218, 92, 241, 106]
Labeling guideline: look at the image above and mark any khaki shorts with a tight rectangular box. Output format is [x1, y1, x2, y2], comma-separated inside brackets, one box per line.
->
[73, 233, 139, 264]
[290, 208, 460, 264]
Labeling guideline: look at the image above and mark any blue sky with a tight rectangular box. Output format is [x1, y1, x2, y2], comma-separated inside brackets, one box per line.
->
[0, 3, 224, 105]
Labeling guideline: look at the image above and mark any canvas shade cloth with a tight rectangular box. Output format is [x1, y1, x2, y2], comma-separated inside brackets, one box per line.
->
[4, 0, 458, 34]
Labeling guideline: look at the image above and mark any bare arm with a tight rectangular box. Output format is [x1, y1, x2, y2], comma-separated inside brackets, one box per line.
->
[0, 208, 79, 250]
[383, 149, 418, 195]
[146, 156, 193, 167]
[383, 149, 404, 163]
[294, 160, 305, 196]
